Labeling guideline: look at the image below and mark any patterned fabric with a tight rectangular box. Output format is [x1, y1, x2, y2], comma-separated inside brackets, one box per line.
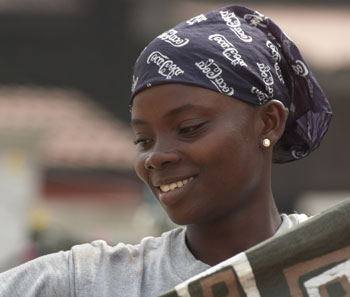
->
[130, 5, 332, 163]
[158, 199, 350, 297]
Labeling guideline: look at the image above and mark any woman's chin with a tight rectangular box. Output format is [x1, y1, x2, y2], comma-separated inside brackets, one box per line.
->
[164, 209, 196, 226]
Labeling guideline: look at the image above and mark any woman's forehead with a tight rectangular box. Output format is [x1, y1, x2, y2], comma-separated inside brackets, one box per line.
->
[132, 84, 230, 112]
[131, 84, 255, 124]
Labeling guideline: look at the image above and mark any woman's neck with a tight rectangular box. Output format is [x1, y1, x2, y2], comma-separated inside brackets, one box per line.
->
[185, 195, 281, 266]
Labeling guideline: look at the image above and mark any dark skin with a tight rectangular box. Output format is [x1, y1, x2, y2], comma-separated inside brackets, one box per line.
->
[131, 83, 287, 266]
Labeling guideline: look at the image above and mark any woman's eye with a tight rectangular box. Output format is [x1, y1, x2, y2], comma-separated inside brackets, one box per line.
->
[179, 122, 206, 136]
[134, 138, 152, 149]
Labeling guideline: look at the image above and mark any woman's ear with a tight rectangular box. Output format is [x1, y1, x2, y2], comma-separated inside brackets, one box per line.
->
[259, 100, 288, 148]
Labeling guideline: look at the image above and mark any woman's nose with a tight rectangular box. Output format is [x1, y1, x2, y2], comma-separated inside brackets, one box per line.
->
[144, 148, 181, 170]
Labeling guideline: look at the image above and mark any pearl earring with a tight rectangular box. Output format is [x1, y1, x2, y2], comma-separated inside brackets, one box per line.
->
[262, 138, 271, 148]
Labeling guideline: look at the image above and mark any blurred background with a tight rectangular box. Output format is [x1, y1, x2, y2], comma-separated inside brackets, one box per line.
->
[0, 0, 349, 271]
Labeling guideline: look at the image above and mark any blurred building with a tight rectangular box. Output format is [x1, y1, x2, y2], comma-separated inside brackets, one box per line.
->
[0, 123, 40, 271]
[0, 87, 150, 270]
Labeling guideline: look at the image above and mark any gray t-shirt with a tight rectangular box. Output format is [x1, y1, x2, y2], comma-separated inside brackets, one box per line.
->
[0, 213, 308, 297]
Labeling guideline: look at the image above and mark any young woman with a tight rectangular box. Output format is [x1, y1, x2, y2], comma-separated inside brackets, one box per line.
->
[0, 4, 331, 297]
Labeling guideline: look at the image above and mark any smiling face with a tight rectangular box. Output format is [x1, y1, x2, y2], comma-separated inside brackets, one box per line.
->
[131, 84, 269, 225]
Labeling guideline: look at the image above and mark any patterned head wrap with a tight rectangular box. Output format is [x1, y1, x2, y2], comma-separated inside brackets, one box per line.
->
[130, 5, 332, 163]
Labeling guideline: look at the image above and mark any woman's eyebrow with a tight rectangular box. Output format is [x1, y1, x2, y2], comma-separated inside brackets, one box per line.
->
[131, 118, 147, 126]
[164, 104, 206, 118]
[131, 104, 206, 126]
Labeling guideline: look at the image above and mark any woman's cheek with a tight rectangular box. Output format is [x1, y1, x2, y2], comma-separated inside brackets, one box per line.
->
[134, 153, 148, 184]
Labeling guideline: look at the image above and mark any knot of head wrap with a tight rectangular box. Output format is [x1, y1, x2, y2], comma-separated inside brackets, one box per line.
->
[130, 5, 332, 163]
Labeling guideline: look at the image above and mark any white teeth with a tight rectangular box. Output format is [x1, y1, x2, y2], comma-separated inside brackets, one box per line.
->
[159, 177, 194, 193]
[161, 185, 170, 192]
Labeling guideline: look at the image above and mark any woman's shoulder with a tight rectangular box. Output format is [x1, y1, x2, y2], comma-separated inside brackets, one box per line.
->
[69, 226, 186, 296]
[71, 226, 185, 258]
[69, 226, 186, 277]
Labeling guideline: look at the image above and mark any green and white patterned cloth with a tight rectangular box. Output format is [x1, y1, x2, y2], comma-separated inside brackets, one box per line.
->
[159, 199, 350, 297]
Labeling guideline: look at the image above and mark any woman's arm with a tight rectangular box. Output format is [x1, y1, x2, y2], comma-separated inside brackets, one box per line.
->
[0, 250, 73, 297]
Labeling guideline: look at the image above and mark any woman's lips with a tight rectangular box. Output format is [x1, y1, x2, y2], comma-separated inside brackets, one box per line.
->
[159, 176, 194, 193]
[157, 176, 196, 206]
